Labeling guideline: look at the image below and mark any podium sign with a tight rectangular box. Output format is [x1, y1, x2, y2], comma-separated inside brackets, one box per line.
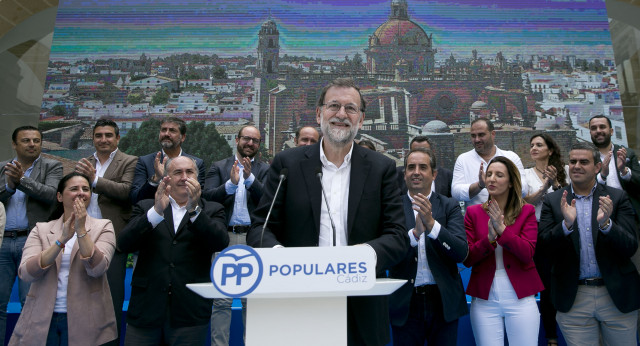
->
[188, 245, 404, 345]
[210, 245, 376, 298]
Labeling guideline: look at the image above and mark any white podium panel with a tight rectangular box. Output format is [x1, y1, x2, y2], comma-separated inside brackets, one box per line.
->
[245, 297, 346, 346]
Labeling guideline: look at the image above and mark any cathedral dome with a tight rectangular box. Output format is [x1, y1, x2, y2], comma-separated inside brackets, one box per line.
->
[422, 120, 450, 134]
[471, 101, 488, 110]
[371, 19, 430, 47]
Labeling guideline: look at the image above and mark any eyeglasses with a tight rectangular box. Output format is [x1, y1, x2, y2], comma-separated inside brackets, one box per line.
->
[239, 136, 261, 144]
[322, 102, 361, 116]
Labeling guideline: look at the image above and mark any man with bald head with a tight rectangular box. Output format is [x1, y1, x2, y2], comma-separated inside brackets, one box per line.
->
[118, 156, 228, 345]
[204, 125, 269, 346]
[294, 126, 320, 147]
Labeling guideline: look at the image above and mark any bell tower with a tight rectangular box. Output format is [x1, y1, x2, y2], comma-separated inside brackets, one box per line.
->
[257, 17, 279, 74]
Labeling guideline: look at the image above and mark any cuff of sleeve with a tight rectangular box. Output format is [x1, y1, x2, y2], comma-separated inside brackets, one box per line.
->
[244, 173, 255, 188]
[148, 179, 159, 187]
[620, 168, 631, 181]
[597, 173, 606, 184]
[5, 184, 15, 194]
[428, 221, 441, 239]
[408, 229, 420, 246]
[225, 180, 238, 194]
[599, 219, 612, 234]
[147, 207, 164, 228]
[562, 221, 573, 236]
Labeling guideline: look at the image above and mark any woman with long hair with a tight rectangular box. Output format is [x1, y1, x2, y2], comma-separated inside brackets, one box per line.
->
[523, 133, 568, 220]
[463, 156, 543, 346]
[10, 172, 116, 346]
[523, 133, 568, 346]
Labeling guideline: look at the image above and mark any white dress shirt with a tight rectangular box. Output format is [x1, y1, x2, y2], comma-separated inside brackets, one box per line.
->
[318, 140, 353, 247]
[54, 234, 78, 313]
[147, 196, 200, 233]
[597, 151, 631, 189]
[87, 149, 118, 219]
[407, 191, 441, 286]
[451, 146, 525, 208]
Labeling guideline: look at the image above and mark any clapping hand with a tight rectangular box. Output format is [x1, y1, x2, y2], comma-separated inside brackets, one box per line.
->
[560, 190, 577, 229]
[154, 176, 171, 215]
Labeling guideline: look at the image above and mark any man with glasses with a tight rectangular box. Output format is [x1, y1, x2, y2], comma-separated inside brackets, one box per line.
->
[130, 117, 206, 204]
[203, 125, 269, 346]
[247, 78, 408, 345]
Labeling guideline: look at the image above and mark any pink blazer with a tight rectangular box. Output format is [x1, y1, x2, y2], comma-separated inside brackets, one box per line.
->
[463, 203, 543, 299]
[10, 216, 117, 346]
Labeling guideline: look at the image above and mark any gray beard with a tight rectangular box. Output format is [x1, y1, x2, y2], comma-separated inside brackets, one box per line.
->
[321, 117, 358, 147]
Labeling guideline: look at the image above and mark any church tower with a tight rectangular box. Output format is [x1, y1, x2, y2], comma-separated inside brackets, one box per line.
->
[257, 17, 279, 74]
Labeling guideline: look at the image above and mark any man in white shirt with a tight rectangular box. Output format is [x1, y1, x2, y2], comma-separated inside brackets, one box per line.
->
[247, 78, 408, 345]
[118, 156, 228, 345]
[451, 118, 525, 208]
[75, 119, 138, 344]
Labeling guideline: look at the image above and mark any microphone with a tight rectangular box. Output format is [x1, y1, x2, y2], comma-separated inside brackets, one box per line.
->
[261, 168, 288, 248]
[315, 167, 337, 247]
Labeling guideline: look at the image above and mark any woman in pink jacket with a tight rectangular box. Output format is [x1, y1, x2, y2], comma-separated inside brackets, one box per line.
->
[463, 156, 543, 346]
[10, 172, 116, 346]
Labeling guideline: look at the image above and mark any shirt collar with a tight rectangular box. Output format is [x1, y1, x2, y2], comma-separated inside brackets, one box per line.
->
[168, 195, 188, 210]
[93, 148, 118, 161]
[12, 155, 41, 171]
[235, 154, 255, 163]
[319, 138, 354, 169]
[407, 190, 433, 202]
[570, 182, 597, 199]
[162, 148, 183, 158]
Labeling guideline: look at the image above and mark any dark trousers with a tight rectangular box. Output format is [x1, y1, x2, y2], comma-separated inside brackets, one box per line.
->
[124, 306, 208, 346]
[534, 230, 558, 341]
[46, 313, 68, 346]
[391, 285, 459, 346]
[105, 250, 127, 345]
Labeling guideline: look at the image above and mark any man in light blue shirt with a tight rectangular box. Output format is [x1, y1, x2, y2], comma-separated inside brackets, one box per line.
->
[203, 125, 269, 346]
[0, 126, 62, 344]
[539, 142, 639, 346]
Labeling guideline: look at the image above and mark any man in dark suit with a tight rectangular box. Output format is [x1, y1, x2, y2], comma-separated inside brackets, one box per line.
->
[397, 135, 453, 197]
[247, 78, 408, 346]
[539, 142, 640, 345]
[203, 125, 269, 346]
[589, 114, 640, 213]
[118, 156, 229, 345]
[0, 125, 62, 344]
[74, 119, 138, 344]
[130, 116, 206, 204]
[389, 147, 468, 346]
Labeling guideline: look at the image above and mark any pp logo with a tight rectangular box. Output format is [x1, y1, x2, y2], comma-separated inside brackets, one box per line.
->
[211, 245, 263, 298]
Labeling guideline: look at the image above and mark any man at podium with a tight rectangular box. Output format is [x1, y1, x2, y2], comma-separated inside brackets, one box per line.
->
[248, 78, 408, 346]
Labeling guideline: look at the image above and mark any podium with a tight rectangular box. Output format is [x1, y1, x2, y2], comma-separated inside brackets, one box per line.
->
[187, 245, 405, 346]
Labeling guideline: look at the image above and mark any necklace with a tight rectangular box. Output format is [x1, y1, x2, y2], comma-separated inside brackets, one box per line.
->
[535, 166, 546, 174]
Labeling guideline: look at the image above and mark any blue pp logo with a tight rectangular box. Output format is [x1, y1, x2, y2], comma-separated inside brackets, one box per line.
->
[211, 245, 263, 298]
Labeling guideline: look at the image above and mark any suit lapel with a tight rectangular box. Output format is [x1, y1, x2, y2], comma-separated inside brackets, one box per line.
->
[347, 145, 370, 236]
[47, 217, 65, 273]
[403, 194, 415, 230]
[301, 145, 322, 239]
[164, 205, 176, 238]
[176, 200, 199, 235]
[102, 150, 122, 179]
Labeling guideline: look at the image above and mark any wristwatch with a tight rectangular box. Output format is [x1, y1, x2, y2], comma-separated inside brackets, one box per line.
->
[188, 205, 201, 217]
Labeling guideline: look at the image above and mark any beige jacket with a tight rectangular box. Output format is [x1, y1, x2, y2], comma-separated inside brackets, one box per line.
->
[9, 216, 117, 346]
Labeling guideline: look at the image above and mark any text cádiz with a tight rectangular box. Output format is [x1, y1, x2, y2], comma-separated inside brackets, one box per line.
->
[269, 262, 368, 283]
